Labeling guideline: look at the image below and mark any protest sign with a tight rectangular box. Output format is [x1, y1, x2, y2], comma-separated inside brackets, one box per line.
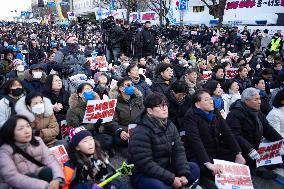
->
[60, 120, 72, 140]
[49, 145, 69, 168]
[96, 56, 108, 71]
[225, 68, 238, 79]
[256, 140, 283, 168]
[87, 57, 96, 70]
[214, 159, 253, 189]
[202, 71, 212, 80]
[83, 99, 117, 123]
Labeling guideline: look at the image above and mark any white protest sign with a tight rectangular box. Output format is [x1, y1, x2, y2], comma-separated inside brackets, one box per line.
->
[225, 68, 238, 79]
[83, 99, 117, 124]
[202, 71, 212, 80]
[214, 159, 254, 189]
[49, 145, 69, 168]
[256, 140, 283, 168]
[96, 56, 108, 71]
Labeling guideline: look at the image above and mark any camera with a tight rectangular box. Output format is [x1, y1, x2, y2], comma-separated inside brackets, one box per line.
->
[101, 16, 116, 30]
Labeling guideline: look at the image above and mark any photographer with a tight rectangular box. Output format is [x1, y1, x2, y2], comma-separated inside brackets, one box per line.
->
[135, 21, 155, 59]
[103, 16, 125, 63]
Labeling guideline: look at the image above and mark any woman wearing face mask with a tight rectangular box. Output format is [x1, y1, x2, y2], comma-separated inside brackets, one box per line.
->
[0, 79, 25, 127]
[43, 74, 70, 123]
[0, 115, 65, 189]
[6, 59, 25, 80]
[14, 92, 59, 147]
[108, 76, 144, 147]
[67, 83, 115, 155]
[22, 64, 47, 93]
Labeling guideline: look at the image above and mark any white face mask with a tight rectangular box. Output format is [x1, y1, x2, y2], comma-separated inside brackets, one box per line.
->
[17, 65, 25, 72]
[31, 103, 45, 115]
[33, 71, 42, 79]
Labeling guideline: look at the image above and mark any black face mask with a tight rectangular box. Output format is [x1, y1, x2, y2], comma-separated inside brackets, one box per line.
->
[11, 88, 24, 96]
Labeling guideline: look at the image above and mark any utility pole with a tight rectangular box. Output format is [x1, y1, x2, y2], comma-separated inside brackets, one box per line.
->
[159, 0, 163, 26]
[69, 0, 74, 11]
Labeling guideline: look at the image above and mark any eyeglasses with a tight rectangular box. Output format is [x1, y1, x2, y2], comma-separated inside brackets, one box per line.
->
[155, 103, 168, 109]
[201, 97, 214, 102]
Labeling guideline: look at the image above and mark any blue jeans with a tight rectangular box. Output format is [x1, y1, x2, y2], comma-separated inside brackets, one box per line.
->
[130, 162, 200, 189]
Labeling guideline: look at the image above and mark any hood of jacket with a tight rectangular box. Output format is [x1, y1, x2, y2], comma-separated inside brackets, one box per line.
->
[15, 96, 54, 122]
[24, 69, 47, 82]
[229, 99, 246, 112]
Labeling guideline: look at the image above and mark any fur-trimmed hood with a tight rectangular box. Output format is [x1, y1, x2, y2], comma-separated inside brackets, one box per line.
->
[15, 96, 54, 122]
[24, 69, 47, 82]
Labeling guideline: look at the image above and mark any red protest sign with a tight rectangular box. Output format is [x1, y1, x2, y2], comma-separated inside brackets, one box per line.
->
[225, 68, 238, 79]
[256, 140, 283, 167]
[49, 145, 69, 168]
[96, 56, 108, 71]
[214, 159, 253, 189]
[202, 71, 212, 80]
[83, 99, 117, 123]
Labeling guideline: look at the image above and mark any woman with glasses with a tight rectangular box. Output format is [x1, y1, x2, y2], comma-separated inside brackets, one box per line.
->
[128, 92, 200, 189]
[182, 90, 245, 189]
[109, 76, 144, 147]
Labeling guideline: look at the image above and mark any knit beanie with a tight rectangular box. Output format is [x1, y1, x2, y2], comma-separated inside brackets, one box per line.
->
[69, 126, 92, 147]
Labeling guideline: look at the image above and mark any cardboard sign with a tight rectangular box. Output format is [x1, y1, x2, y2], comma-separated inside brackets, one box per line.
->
[214, 159, 254, 189]
[83, 99, 117, 123]
[96, 56, 108, 71]
[225, 68, 238, 79]
[256, 140, 283, 168]
[202, 71, 212, 80]
[49, 145, 69, 168]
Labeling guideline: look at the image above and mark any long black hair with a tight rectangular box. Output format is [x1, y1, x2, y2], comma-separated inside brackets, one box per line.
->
[0, 115, 40, 148]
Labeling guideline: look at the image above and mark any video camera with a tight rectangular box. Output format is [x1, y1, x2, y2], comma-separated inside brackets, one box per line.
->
[101, 16, 116, 30]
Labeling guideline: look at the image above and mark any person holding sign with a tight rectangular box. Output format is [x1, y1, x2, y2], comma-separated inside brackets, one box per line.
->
[0, 115, 65, 189]
[129, 93, 200, 189]
[227, 88, 284, 179]
[182, 90, 245, 189]
[109, 77, 144, 147]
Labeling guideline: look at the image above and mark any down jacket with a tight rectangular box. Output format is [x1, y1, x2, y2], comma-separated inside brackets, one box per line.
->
[21, 69, 47, 93]
[128, 112, 190, 186]
[15, 97, 59, 147]
[0, 137, 64, 189]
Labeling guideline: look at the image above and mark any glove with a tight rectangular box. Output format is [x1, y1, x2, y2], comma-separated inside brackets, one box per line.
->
[248, 149, 260, 160]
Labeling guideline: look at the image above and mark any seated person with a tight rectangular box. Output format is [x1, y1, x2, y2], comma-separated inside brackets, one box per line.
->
[0, 115, 65, 189]
[128, 92, 200, 189]
[165, 80, 192, 132]
[15, 92, 59, 147]
[152, 64, 175, 96]
[109, 76, 144, 147]
[22, 64, 47, 93]
[182, 89, 245, 189]
[227, 87, 284, 179]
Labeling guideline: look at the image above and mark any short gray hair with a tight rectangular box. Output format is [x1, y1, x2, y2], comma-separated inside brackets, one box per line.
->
[241, 87, 260, 102]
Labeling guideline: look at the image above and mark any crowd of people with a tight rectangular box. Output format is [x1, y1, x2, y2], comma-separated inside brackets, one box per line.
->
[0, 18, 284, 189]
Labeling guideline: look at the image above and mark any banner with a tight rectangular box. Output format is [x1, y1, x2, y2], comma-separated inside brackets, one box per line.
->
[83, 99, 117, 123]
[256, 140, 283, 167]
[225, 68, 238, 79]
[214, 159, 254, 189]
[202, 71, 212, 80]
[49, 145, 69, 168]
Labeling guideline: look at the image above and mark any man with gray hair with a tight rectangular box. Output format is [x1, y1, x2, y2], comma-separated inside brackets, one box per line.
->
[226, 88, 283, 180]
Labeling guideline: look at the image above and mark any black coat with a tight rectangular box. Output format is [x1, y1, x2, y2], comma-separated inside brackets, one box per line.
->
[128, 112, 190, 185]
[165, 89, 192, 131]
[172, 59, 187, 80]
[235, 76, 251, 93]
[151, 76, 173, 96]
[226, 100, 283, 154]
[182, 107, 241, 165]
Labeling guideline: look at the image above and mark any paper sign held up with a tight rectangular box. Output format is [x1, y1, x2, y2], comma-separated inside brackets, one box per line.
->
[96, 56, 108, 71]
[202, 71, 212, 80]
[256, 140, 283, 168]
[225, 68, 238, 79]
[49, 145, 69, 168]
[214, 159, 254, 189]
[83, 99, 117, 123]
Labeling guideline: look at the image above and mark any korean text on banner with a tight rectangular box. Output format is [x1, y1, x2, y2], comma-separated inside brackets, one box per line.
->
[225, 68, 238, 79]
[202, 71, 212, 80]
[49, 145, 69, 168]
[83, 99, 117, 124]
[214, 159, 254, 189]
[256, 140, 283, 168]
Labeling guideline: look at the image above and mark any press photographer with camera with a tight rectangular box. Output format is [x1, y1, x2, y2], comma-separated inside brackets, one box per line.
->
[102, 16, 125, 63]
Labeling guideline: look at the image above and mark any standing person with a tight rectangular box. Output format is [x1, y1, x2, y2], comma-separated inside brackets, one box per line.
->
[135, 21, 155, 59]
[268, 33, 283, 54]
[14, 92, 59, 147]
[63, 127, 126, 189]
[128, 93, 200, 189]
[0, 79, 25, 127]
[260, 29, 271, 52]
[0, 115, 65, 189]
[182, 90, 245, 189]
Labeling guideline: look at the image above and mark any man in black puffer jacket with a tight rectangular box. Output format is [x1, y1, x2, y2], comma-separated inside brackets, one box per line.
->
[128, 93, 200, 189]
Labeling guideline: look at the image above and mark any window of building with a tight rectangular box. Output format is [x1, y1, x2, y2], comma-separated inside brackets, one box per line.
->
[193, 6, 205, 12]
